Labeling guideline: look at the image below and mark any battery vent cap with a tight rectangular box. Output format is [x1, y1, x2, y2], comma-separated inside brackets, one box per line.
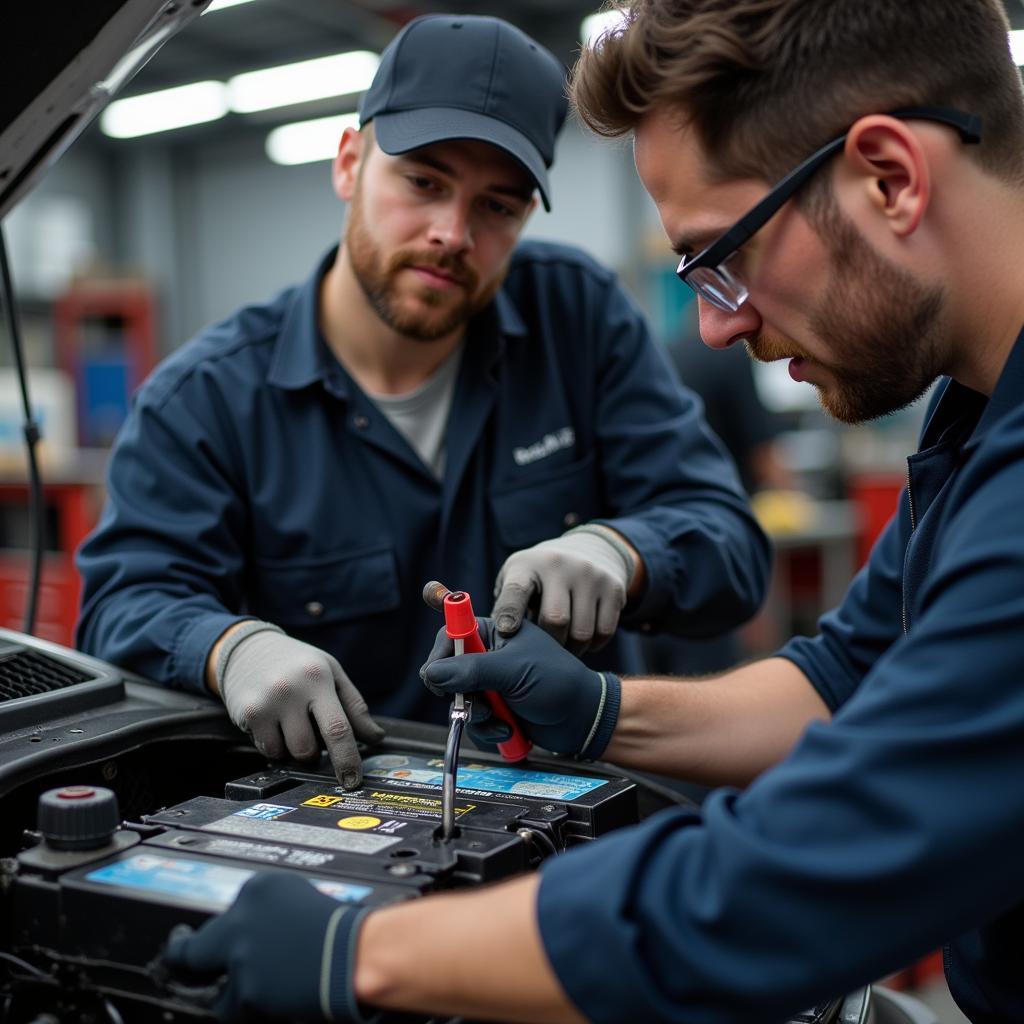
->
[37, 785, 120, 850]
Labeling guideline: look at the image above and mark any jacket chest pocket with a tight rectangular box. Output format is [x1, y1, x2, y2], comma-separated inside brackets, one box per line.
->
[489, 453, 601, 553]
[249, 545, 401, 629]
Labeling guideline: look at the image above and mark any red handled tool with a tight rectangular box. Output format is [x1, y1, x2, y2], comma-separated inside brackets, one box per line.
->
[422, 581, 532, 764]
[423, 581, 532, 842]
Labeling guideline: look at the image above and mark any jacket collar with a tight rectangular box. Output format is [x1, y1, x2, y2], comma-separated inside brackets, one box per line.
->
[918, 326, 1024, 452]
[966, 324, 1024, 448]
[266, 246, 528, 394]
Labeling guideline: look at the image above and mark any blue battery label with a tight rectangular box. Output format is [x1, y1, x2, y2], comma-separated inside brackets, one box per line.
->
[85, 853, 373, 910]
[311, 878, 375, 903]
[362, 754, 608, 801]
[233, 803, 294, 820]
[86, 853, 255, 909]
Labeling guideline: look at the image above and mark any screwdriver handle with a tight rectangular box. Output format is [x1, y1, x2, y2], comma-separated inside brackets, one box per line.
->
[441, 590, 533, 763]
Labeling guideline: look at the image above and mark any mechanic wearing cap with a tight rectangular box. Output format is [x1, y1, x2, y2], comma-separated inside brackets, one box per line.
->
[76, 14, 769, 788]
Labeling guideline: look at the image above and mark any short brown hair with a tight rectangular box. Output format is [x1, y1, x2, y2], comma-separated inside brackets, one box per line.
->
[572, 0, 1024, 187]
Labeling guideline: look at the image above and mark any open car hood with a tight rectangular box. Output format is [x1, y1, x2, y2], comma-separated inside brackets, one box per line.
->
[0, 0, 210, 219]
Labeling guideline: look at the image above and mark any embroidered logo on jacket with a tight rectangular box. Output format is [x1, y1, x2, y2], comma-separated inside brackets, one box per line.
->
[513, 427, 575, 466]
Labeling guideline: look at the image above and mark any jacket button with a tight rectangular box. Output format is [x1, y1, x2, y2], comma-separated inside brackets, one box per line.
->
[352, 414, 370, 429]
[305, 601, 324, 619]
[563, 512, 581, 528]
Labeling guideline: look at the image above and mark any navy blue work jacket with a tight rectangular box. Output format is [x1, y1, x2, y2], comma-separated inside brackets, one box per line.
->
[538, 329, 1024, 1022]
[76, 241, 769, 724]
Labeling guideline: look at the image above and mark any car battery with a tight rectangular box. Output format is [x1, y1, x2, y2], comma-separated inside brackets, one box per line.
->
[212, 751, 639, 852]
[6, 752, 860, 1024]
[135, 750, 638, 886]
[7, 750, 641, 1021]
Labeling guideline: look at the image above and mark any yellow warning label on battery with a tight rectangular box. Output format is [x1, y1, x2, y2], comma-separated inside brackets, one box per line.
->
[336, 816, 381, 831]
[369, 792, 439, 808]
[303, 795, 344, 808]
[368, 792, 475, 817]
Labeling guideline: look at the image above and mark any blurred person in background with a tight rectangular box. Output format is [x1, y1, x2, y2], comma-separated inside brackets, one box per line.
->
[646, 305, 801, 678]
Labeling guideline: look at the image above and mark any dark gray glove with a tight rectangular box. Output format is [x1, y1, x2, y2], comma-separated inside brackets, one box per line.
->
[491, 524, 635, 654]
[162, 872, 375, 1022]
[217, 623, 385, 789]
[421, 617, 621, 759]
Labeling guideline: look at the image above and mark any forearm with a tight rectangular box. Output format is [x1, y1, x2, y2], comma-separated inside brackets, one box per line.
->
[355, 874, 583, 1023]
[77, 391, 255, 693]
[605, 502, 772, 636]
[603, 657, 830, 787]
[76, 579, 243, 695]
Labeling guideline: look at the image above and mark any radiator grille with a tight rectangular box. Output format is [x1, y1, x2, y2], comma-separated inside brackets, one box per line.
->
[0, 649, 93, 702]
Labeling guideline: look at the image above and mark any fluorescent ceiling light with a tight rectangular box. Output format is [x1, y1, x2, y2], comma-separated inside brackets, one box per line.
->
[203, 0, 259, 12]
[228, 51, 380, 114]
[100, 81, 229, 138]
[1010, 30, 1024, 66]
[266, 113, 360, 165]
[581, 9, 629, 48]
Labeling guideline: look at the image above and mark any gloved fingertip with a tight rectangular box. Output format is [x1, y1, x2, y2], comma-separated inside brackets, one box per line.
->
[496, 614, 519, 635]
[163, 924, 195, 967]
[421, 662, 446, 685]
[471, 721, 513, 744]
[423, 661, 475, 695]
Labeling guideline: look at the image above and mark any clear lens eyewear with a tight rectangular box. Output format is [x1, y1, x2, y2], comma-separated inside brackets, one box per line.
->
[679, 253, 749, 313]
[674, 106, 981, 314]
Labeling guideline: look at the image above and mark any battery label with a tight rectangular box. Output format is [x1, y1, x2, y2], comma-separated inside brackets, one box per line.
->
[86, 853, 253, 910]
[301, 790, 476, 823]
[233, 803, 294, 820]
[304, 795, 344, 808]
[207, 813, 403, 854]
[204, 837, 335, 868]
[311, 878, 375, 903]
[362, 754, 609, 801]
[85, 853, 374, 909]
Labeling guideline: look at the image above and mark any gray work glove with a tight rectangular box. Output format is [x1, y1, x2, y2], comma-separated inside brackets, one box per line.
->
[217, 622, 386, 789]
[491, 524, 635, 655]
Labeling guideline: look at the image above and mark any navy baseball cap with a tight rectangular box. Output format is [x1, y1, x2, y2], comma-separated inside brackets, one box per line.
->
[359, 15, 568, 210]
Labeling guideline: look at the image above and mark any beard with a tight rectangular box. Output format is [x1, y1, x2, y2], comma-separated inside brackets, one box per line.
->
[746, 204, 947, 424]
[344, 189, 506, 342]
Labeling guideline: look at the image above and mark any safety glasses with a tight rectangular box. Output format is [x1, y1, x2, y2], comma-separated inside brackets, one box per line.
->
[676, 106, 981, 312]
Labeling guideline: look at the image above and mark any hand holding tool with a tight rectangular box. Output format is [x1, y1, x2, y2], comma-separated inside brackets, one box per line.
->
[422, 617, 622, 761]
[423, 582, 532, 842]
[422, 582, 532, 763]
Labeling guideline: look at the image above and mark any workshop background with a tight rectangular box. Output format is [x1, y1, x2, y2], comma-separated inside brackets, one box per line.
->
[5, 3, 1024, 1016]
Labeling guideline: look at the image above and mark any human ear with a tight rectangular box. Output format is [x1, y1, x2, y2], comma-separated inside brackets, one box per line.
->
[331, 126, 364, 202]
[842, 115, 931, 236]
